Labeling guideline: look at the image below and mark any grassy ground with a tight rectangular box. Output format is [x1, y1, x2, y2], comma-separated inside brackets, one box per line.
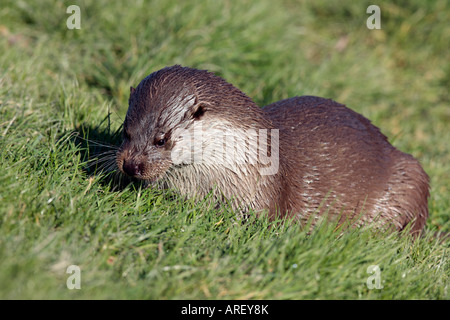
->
[0, 0, 448, 299]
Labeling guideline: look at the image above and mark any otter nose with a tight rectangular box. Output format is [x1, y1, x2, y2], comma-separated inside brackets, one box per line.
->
[122, 159, 143, 177]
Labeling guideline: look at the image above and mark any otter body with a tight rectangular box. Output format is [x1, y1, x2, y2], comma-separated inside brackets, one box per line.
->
[116, 65, 429, 234]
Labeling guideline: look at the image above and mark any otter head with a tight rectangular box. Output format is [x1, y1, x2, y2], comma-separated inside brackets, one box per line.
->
[116, 65, 211, 182]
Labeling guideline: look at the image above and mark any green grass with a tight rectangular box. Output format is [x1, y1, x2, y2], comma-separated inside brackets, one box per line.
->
[0, 0, 448, 299]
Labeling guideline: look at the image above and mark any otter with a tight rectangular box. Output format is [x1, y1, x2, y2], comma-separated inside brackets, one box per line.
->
[116, 65, 429, 234]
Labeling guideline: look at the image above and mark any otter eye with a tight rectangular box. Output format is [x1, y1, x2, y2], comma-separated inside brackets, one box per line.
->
[156, 138, 166, 147]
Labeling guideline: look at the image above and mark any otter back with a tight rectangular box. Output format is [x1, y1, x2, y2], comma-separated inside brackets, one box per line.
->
[263, 96, 429, 234]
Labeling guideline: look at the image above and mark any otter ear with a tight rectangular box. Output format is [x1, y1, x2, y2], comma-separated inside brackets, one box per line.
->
[183, 95, 206, 120]
[191, 103, 206, 120]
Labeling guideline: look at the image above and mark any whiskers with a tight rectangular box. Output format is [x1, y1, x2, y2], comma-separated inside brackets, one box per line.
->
[88, 148, 118, 173]
[73, 132, 131, 189]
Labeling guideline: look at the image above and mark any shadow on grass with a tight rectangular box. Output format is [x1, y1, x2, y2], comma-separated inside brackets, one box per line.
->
[68, 113, 139, 191]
